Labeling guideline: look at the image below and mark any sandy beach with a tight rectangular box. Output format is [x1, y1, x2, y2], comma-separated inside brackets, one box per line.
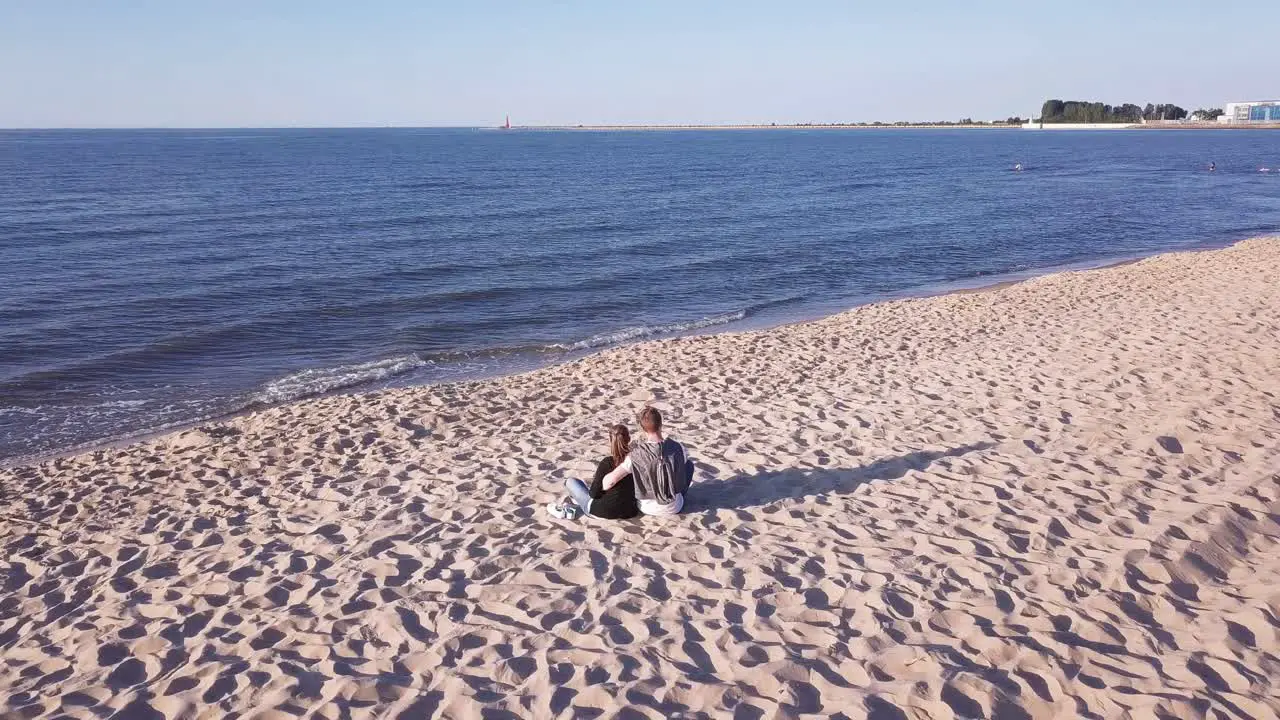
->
[3, 238, 1279, 718]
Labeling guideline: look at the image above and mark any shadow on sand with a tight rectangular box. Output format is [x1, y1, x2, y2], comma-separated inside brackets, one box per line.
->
[686, 442, 997, 513]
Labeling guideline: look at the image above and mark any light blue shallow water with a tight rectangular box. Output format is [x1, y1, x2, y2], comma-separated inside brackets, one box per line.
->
[2, 128, 1278, 460]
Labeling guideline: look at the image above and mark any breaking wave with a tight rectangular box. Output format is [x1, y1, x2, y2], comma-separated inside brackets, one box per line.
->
[564, 310, 748, 350]
[249, 309, 754, 406]
[254, 355, 430, 405]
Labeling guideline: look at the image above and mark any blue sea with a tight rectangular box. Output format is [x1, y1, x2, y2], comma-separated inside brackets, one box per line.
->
[2, 128, 1279, 462]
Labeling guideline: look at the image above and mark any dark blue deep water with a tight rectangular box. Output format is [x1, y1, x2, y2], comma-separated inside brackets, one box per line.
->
[2, 128, 1279, 461]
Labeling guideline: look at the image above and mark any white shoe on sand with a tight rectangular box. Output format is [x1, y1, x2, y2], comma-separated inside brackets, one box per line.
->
[546, 502, 580, 520]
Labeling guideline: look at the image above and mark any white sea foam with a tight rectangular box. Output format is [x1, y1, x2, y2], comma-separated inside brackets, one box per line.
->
[565, 309, 748, 350]
[89, 399, 150, 409]
[254, 355, 428, 405]
[2, 398, 155, 418]
[245, 311, 750, 406]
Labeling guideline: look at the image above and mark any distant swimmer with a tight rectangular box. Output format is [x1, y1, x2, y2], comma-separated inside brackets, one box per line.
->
[1014, 163, 1023, 172]
[1209, 162, 1216, 172]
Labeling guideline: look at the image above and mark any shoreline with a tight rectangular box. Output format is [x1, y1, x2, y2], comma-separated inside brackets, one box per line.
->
[0, 239, 1236, 470]
[0, 239, 1243, 469]
[521, 123, 1280, 131]
[532, 124, 1021, 131]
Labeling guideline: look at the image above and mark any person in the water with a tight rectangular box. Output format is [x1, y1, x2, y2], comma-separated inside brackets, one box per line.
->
[1209, 162, 1216, 172]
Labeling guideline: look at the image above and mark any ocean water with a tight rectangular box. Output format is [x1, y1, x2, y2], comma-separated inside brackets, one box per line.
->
[2, 128, 1279, 462]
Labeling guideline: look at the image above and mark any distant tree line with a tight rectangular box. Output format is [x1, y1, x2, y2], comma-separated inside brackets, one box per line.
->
[1038, 99, 1190, 123]
[850, 117, 1025, 127]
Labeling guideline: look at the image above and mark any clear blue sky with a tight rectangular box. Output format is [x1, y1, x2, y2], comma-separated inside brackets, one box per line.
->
[2, 0, 1276, 127]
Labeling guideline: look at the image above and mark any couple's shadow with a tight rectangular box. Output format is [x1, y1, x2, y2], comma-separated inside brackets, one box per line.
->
[685, 442, 996, 513]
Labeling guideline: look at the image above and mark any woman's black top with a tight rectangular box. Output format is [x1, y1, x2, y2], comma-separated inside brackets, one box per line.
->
[588, 456, 639, 519]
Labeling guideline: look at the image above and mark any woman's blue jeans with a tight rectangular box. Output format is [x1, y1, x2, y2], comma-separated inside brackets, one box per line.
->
[564, 478, 593, 513]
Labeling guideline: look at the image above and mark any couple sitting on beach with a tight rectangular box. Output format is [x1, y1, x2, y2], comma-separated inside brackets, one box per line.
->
[547, 406, 693, 520]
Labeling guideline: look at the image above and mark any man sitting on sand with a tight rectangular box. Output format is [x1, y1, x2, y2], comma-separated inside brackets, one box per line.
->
[599, 406, 692, 516]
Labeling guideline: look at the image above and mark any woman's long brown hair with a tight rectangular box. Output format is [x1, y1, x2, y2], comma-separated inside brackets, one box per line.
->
[609, 424, 631, 467]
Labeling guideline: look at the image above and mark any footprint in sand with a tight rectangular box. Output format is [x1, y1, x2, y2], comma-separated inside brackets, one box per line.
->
[881, 588, 916, 619]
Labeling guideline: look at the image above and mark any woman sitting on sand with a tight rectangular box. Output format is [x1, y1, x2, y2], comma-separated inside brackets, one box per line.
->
[547, 424, 639, 520]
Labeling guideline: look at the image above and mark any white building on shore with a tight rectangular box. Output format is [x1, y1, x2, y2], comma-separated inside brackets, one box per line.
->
[1219, 101, 1280, 124]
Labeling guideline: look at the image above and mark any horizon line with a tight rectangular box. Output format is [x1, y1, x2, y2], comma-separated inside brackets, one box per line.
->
[2, 122, 1032, 131]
